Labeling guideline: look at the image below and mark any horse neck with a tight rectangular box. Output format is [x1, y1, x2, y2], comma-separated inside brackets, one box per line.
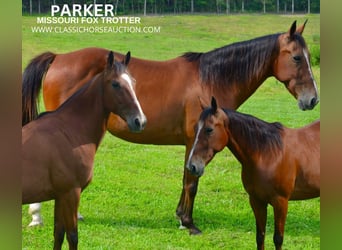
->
[204, 34, 279, 109]
[223, 109, 283, 167]
[225, 122, 255, 167]
[57, 75, 109, 148]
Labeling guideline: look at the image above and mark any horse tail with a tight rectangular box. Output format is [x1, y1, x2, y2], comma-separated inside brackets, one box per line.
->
[22, 52, 56, 126]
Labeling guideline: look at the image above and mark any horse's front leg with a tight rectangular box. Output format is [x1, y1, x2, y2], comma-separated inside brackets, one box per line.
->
[176, 145, 202, 235]
[54, 198, 65, 250]
[272, 197, 289, 250]
[54, 189, 80, 250]
[249, 196, 268, 250]
[64, 189, 81, 250]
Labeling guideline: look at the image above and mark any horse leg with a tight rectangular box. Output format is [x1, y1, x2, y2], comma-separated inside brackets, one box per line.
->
[272, 197, 289, 250]
[77, 212, 84, 221]
[64, 189, 80, 250]
[176, 144, 202, 235]
[54, 189, 80, 250]
[176, 169, 201, 235]
[28, 203, 43, 227]
[249, 196, 268, 250]
[54, 198, 65, 250]
[28, 202, 82, 228]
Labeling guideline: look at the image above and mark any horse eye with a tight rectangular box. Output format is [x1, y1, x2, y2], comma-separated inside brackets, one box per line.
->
[112, 81, 121, 89]
[205, 127, 213, 135]
[292, 55, 301, 63]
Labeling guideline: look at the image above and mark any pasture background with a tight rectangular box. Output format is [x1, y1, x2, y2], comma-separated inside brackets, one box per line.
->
[22, 14, 320, 249]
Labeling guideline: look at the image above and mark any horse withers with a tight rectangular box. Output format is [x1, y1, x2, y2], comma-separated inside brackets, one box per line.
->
[187, 97, 319, 249]
[22, 20, 319, 234]
[22, 51, 146, 250]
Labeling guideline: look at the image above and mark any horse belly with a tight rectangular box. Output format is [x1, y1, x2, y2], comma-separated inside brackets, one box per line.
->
[107, 113, 185, 145]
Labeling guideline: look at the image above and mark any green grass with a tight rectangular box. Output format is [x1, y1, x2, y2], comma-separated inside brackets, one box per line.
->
[22, 14, 320, 249]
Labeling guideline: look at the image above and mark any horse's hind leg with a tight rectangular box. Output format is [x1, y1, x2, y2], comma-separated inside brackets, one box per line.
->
[249, 196, 268, 250]
[272, 197, 289, 250]
[28, 203, 43, 227]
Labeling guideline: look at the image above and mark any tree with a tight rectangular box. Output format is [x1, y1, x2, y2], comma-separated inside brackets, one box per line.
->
[226, 0, 230, 14]
[21, 0, 320, 15]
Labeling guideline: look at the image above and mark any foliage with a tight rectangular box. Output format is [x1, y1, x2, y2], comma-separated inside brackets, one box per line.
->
[22, 14, 320, 249]
[22, 0, 320, 15]
[309, 34, 320, 66]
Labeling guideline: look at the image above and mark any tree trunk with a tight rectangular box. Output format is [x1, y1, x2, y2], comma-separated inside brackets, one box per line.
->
[226, 0, 230, 14]
[114, 0, 118, 15]
[277, 0, 279, 13]
[292, 0, 294, 14]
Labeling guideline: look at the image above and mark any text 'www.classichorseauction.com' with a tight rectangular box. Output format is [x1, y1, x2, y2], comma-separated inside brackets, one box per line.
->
[30, 4, 161, 34]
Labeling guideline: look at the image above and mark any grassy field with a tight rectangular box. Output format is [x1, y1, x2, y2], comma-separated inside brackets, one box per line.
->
[22, 14, 320, 249]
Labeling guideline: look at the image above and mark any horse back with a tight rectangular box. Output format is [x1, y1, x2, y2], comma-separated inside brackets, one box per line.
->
[43, 47, 110, 111]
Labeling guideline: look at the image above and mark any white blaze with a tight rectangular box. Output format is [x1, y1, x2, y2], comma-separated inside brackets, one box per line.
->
[303, 49, 319, 95]
[121, 73, 144, 116]
[188, 120, 204, 166]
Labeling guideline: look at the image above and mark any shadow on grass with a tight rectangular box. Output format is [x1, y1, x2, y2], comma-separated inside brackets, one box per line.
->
[79, 202, 319, 238]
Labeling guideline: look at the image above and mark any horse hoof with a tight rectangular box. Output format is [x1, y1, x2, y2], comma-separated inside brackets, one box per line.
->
[178, 220, 187, 230]
[189, 227, 202, 235]
[28, 220, 43, 227]
[77, 212, 84, 221]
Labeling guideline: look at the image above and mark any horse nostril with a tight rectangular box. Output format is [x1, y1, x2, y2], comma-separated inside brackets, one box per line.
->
[190, 164, 196, 174]
[310, 97, 318, 107]
[134, 118, 141, 128]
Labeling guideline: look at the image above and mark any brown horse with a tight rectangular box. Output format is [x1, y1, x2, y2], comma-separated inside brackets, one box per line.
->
[22, 51, 146, 250]
[187, 97, 320, 249]
[22, 21, 319, 234]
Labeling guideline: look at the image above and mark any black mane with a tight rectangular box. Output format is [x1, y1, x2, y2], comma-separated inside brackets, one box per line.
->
[182, 33, 281, 86]
[222, 109, 284, 153]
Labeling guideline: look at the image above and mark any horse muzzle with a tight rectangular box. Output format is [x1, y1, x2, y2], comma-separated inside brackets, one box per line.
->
[187, 160, 205, 177]
[127, 114, 147, 133]
[298, 95, 319, 111]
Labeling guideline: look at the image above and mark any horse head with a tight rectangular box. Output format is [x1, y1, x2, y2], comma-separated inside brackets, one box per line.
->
[273, 20, 319, 110]
[187, 97, 228, 177]
[103, 51, 147, 132]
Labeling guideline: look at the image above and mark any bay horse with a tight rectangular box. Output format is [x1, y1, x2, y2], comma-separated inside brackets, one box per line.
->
[22, 51, 146, 250]
[22, 21, 319, 234]
[187, 97, 320, 249]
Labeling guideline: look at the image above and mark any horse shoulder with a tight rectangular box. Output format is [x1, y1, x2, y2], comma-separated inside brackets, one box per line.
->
[284, 125, 320, 200]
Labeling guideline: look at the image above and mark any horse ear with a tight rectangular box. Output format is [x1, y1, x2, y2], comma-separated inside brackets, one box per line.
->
[296, 19, 308, 35]
[289, 20, 297, 38]
[107, 51, 114, 69]
[211, 96, 218, 113]
[198, 96, 209, 110]
[123, 51, 131, 66]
